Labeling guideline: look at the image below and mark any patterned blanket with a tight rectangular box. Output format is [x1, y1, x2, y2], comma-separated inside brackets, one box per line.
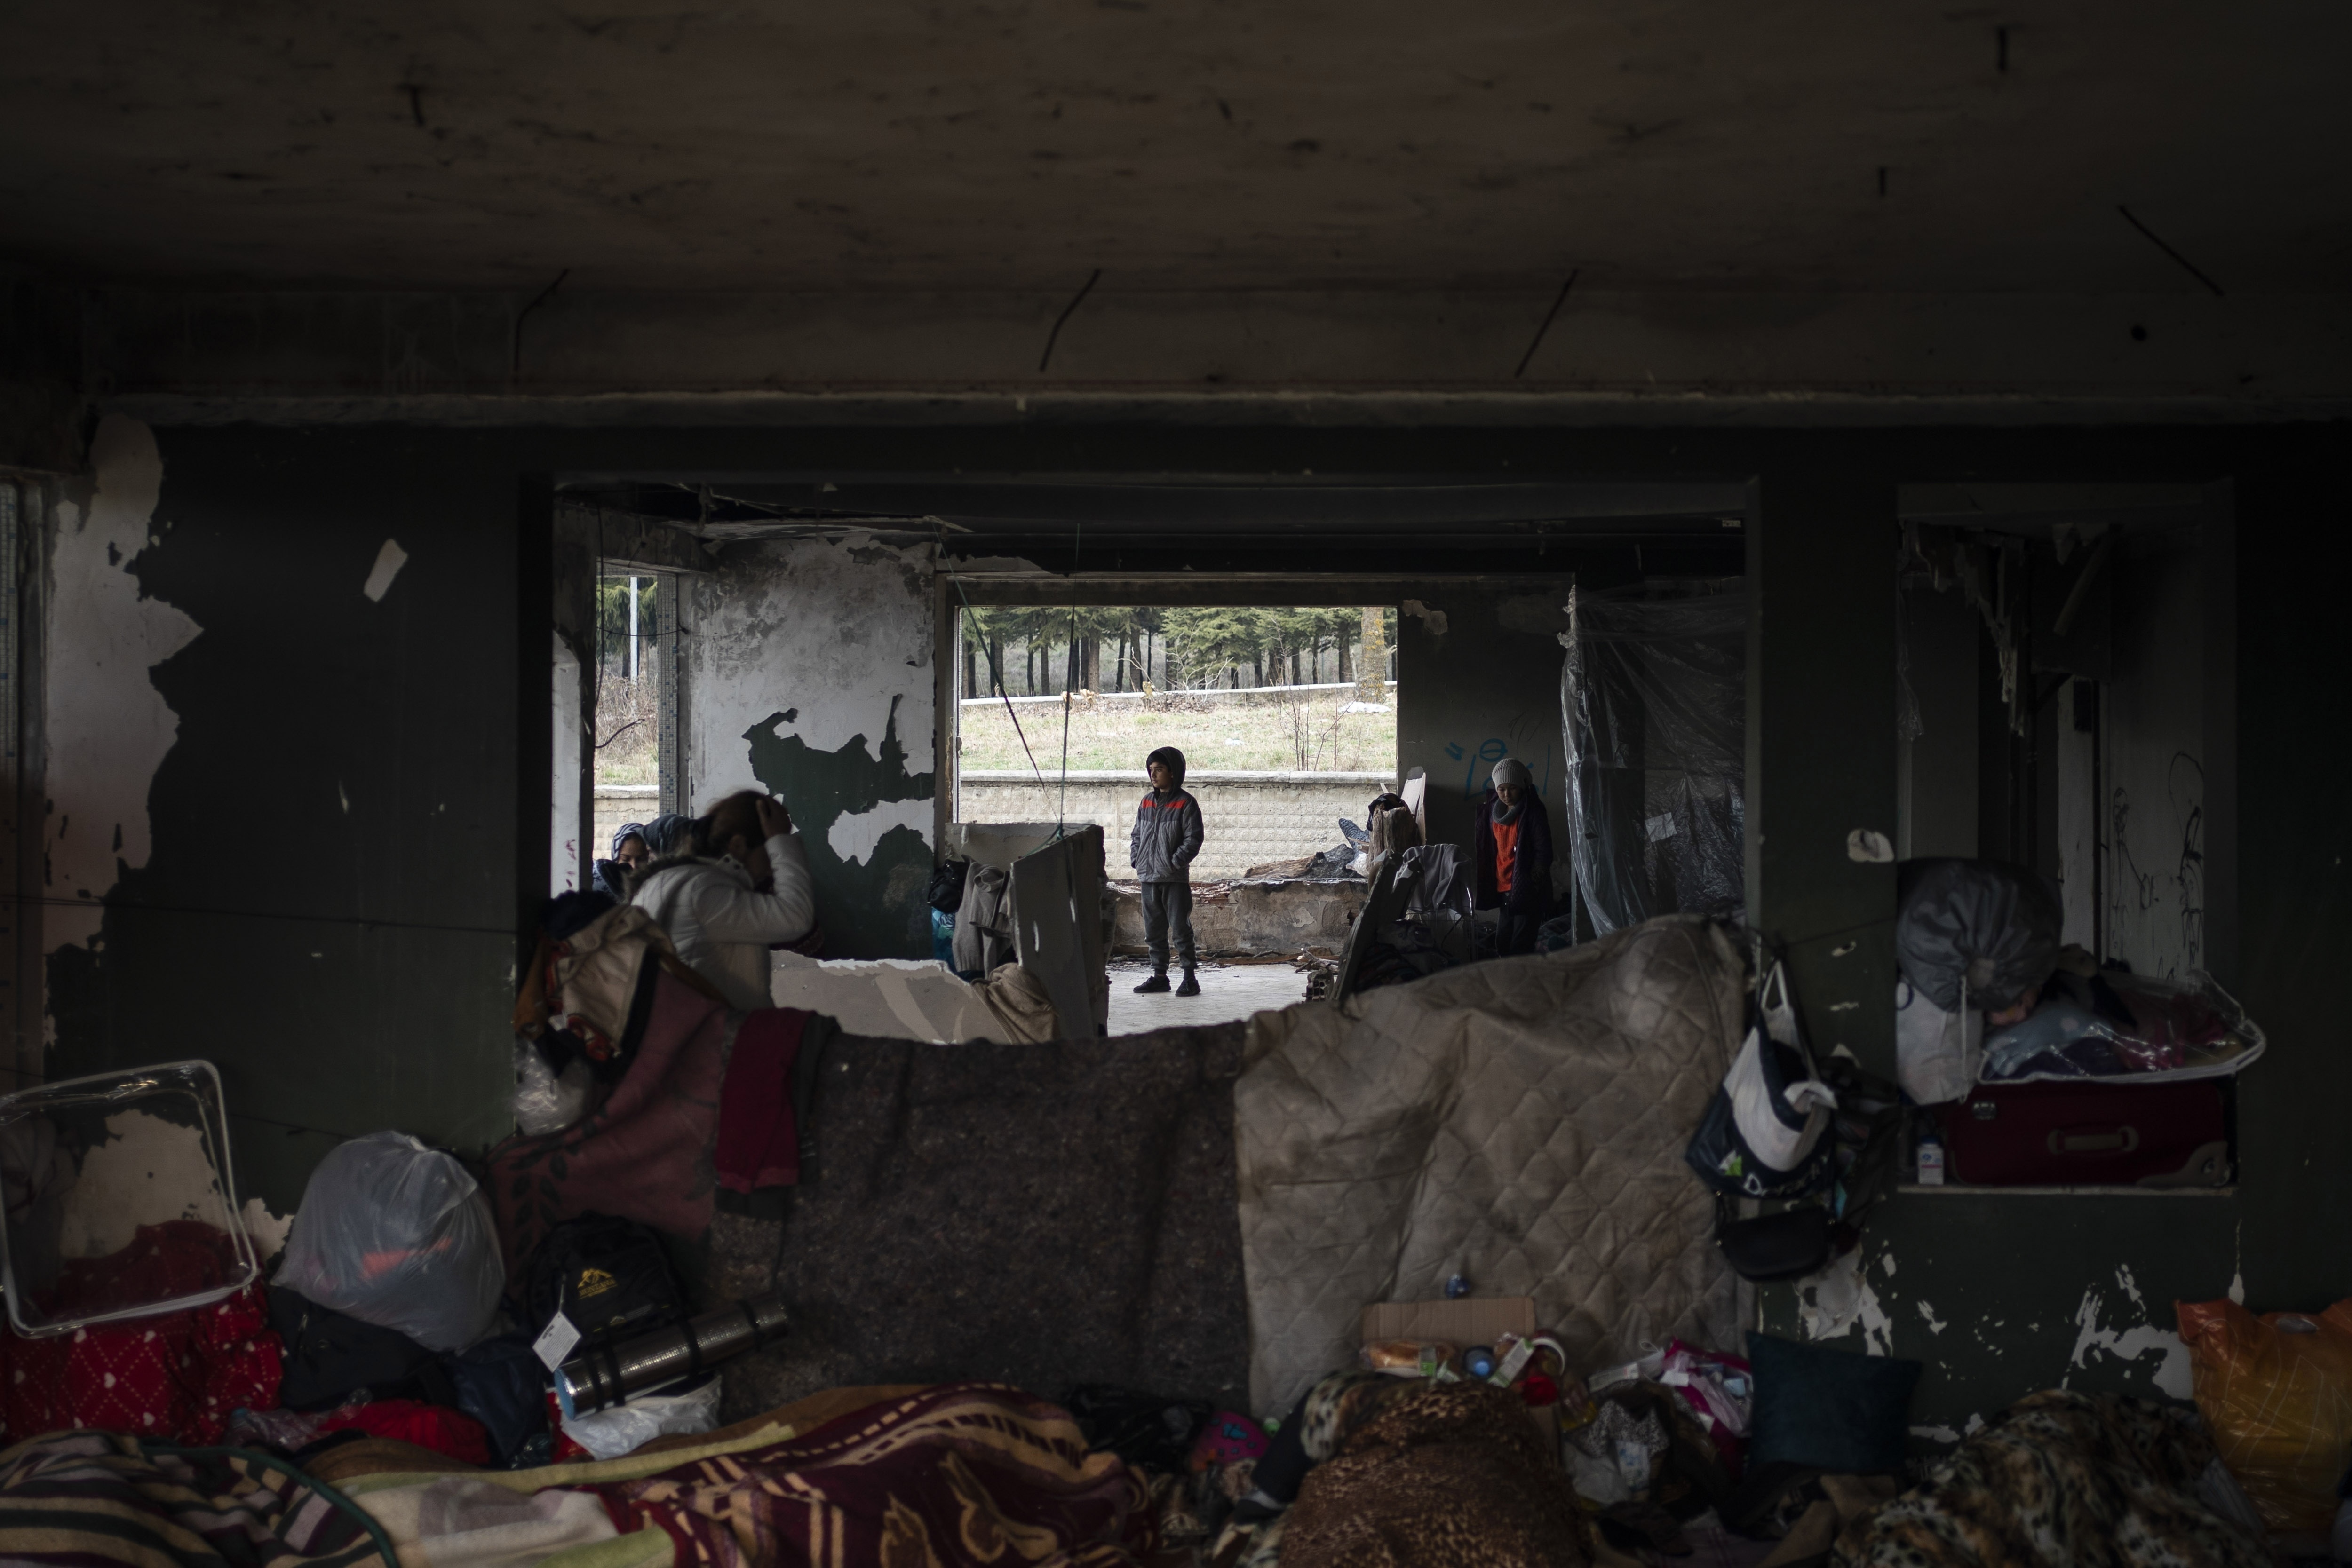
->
[1834, 1390, 2270, 1567]
[602, 1381, 1154, 1567]
[1252, 1372, 1590, 1568]
[0, 1430, 387, 1567]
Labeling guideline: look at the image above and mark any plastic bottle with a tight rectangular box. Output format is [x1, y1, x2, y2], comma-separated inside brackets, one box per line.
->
[1916, 1136, 1947, 1186]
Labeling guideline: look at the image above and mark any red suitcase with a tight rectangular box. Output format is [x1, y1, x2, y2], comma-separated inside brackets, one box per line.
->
[1940, 1080, 2230, 1188]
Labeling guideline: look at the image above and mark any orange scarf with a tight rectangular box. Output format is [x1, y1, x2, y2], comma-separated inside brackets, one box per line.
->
[1493, 816, 1521, 894]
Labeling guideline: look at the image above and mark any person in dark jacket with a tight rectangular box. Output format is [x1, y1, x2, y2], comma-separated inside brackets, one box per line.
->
[638, 813, 695, 859]
[591, 821, 652, 902]
[1473, 757, 1553, 957]
[1129, 745, 1206, 996]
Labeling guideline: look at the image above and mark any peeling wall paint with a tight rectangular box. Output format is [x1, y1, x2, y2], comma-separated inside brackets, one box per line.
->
[1797, 1245, 1896, 1354]
[687, 535, 936, 958]
[59, 1110, 237, 1259]
[830, 797, 932, 867]
[17, 1110, 293, 1284]
[40, 415, 201, 964]
[1772, 1197, 2236, 1442]
[2065, 1269, 2195, 1401]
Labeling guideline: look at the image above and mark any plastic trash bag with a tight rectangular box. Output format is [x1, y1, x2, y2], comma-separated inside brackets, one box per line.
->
[2176, 1297, 2352, 1535]
[1894, 858, 2060, 1015]
[560, 1373, 721, 1461]
[274, 1131, 505, 1354]
[1895, 979, 1980, 1106]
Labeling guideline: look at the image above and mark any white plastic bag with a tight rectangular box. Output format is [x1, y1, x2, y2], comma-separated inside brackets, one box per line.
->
[560, 1375, 722, 1460]
[1895, 978, 1980, 1106]
[274, 1131, 504, 1353]
[512, 1040, 593, 1136]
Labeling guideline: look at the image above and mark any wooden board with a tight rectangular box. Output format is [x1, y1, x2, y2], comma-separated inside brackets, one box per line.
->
[1361, 1296, 1537, 1348]
[1010, 824, 1107, 1038]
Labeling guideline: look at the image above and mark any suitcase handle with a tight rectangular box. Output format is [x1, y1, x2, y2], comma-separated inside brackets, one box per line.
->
[2048, 1125, 2139, 1156]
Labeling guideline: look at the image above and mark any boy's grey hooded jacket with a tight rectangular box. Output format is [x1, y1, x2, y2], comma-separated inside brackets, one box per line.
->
[1129, 745, 1204, 883]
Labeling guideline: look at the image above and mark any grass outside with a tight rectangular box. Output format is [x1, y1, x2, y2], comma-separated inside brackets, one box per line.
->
[960, 689, 1398, 775]
[595, 670, 660, 785]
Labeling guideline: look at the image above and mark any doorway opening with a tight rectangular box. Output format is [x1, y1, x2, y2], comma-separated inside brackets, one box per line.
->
[951, 599, 1401, 1000]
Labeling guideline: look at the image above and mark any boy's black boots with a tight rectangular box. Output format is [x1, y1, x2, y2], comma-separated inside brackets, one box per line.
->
[1175, 969, 1201, 997]
[1134, 972, 1171, 993]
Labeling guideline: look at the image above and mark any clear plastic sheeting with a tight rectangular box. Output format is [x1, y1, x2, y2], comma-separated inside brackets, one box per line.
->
[1560, 582, 1747, 936]
[274, 1130, 505, 1354]
[1980, 970, 2265, 1086]
[0, 1060, 259, 1338]
[512, 1041, 593, 1137]
[560, 1374, 722, 1460]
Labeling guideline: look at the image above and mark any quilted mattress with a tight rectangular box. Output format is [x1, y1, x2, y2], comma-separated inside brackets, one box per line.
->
[1237, 913, 1748, 1412]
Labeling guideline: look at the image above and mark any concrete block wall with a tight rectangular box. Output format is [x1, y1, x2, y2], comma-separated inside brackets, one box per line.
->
[593, 784, 660, 860]
[1110, 877, 1370, 955]
[960, 770, 1391, 881]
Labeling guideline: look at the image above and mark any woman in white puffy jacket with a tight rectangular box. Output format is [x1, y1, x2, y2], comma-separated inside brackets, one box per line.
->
[628, 790, 817, 1010]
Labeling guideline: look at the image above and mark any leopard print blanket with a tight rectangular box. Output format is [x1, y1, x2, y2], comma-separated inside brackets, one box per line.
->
[1271, 1373, 1590, 1568]
[1836, 1390, 2270, 1568]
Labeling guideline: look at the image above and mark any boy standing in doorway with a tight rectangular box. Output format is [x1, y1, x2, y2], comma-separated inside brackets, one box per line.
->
[1130, 745, 1205, 996]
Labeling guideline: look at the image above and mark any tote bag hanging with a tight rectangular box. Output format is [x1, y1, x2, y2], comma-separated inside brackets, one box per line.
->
[1685, 958, 1839, 1198]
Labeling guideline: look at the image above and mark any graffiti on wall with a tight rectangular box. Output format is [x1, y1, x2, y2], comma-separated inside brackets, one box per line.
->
[1443, 736, 1557, 800]
[2107, 751, 2203, 979]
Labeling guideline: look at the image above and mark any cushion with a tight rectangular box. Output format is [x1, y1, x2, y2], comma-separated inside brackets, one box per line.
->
[1746, 1330, 1921, 1474]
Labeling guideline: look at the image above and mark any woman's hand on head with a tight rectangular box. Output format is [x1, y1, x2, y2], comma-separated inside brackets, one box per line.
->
[755, 796, 794, 839]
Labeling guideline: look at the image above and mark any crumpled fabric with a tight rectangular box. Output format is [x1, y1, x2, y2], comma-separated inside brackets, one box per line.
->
[1834, 1391, 2267, 1568]
[972, 961, 1061, 1043]
[1239, 915, 1746, 1414]
[316, 1398, 494, 1466]
[0, 1231, 280, 1447]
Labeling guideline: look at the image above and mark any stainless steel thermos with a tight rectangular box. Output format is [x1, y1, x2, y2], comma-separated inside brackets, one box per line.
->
[556, 1295, 790, 1415]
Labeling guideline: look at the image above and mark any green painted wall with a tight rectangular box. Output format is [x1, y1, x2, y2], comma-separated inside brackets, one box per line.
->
[28, 417, 2343, 1417]
[1396, 581, 1578, 873]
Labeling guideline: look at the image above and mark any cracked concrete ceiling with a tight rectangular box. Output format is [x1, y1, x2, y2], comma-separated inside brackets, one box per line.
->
[3, 1, 2344, 295]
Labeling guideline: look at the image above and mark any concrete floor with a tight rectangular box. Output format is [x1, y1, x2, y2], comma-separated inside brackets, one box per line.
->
[1105, 958, 1313, 1037]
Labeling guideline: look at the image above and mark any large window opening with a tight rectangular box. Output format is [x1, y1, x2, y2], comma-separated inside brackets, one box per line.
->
[590, 571, 667, 868]
[952, 605, 1399, 883]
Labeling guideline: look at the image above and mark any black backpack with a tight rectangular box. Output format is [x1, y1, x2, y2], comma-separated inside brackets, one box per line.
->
[925, 860, 970, 915]
[521, 1214, 691, 1350]
[269, 1287, 456, 1411]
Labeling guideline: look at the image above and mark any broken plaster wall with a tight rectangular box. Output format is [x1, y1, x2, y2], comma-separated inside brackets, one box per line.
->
[1780, 1197, 2233, 1449]
[39, 422, 521, 1215]
[685, 536, 937, 959]
[40, 416, 199, 971]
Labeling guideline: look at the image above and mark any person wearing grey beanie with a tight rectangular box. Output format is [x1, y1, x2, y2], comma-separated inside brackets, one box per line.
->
[1473, 756, 1553, 956]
